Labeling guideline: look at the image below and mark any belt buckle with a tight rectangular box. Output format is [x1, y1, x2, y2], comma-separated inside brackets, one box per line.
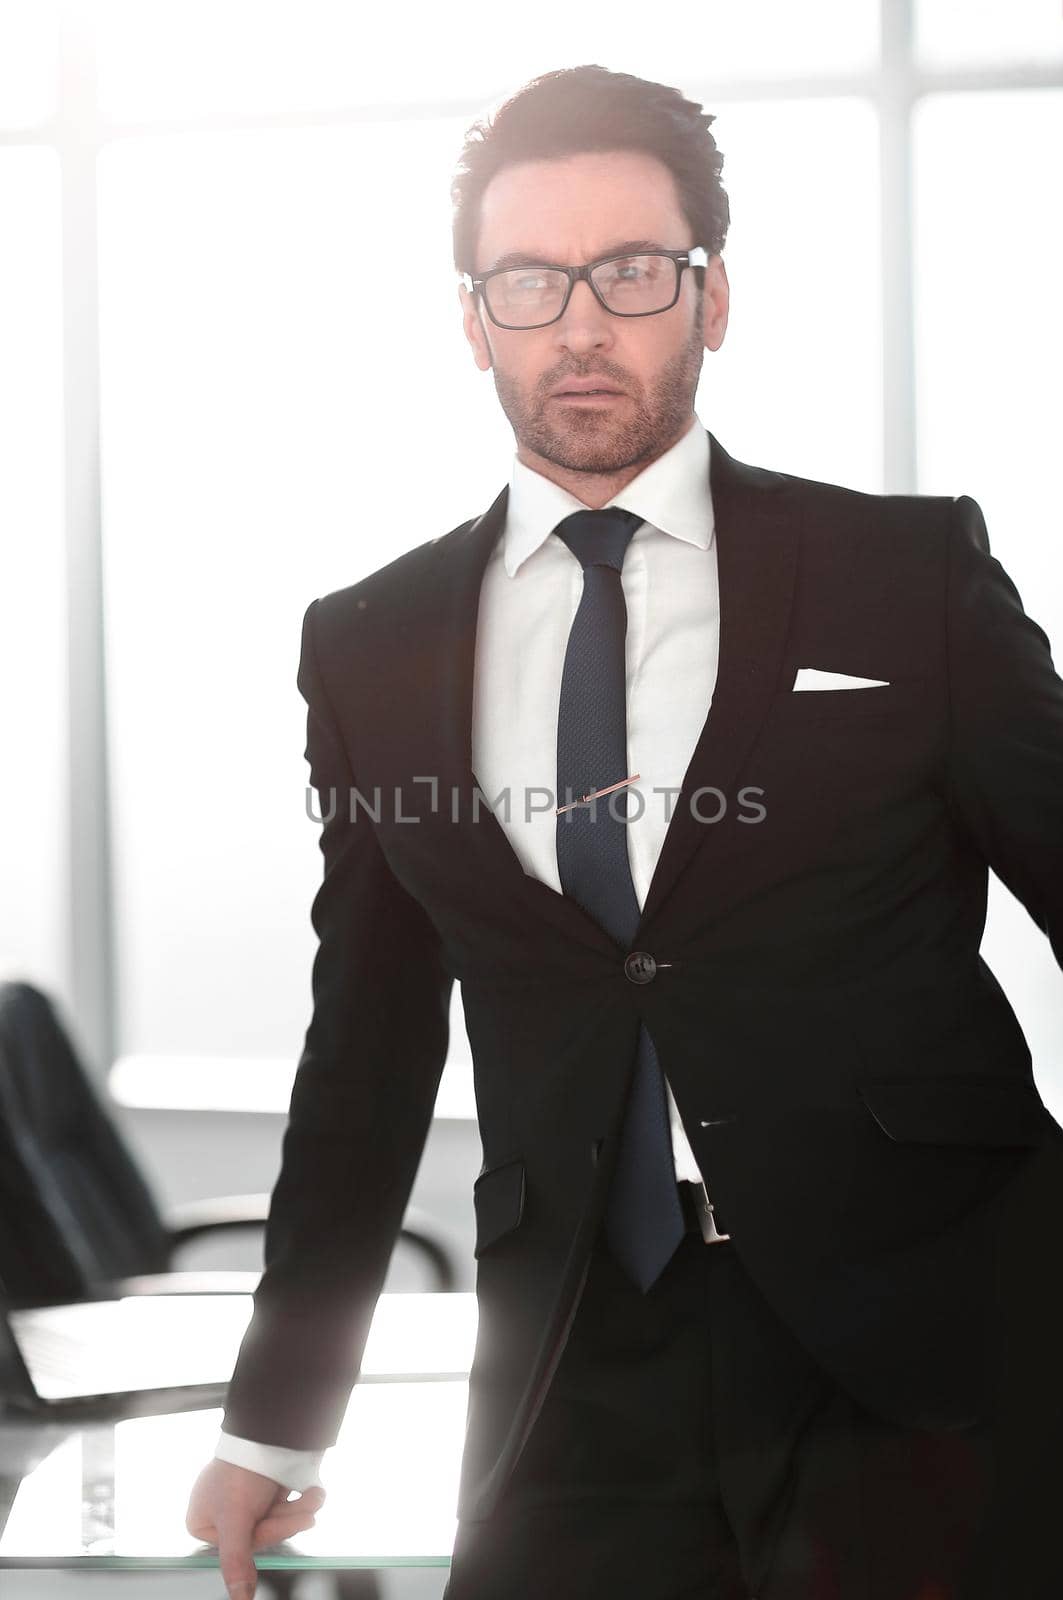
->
[690, 1181, 731, 1244]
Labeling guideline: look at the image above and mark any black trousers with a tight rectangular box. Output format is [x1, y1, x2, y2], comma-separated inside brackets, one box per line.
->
[444, 1217, 995, 1600]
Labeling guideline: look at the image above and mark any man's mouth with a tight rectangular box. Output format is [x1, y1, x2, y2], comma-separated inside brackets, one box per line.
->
[550, 387, 625, 401]
[550, 378, 625, 398]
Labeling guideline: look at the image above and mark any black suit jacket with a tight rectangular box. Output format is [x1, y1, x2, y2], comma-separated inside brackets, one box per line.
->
[221, 431, 1063, 1537]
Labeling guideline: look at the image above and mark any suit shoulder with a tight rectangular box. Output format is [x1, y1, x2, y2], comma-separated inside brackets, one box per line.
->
[717, 435, 956, 533]
[769, 460, 954, 525]
[732, 456, 972, 607]
[766, 464, 966, 556]
[306, 512, 479, 638]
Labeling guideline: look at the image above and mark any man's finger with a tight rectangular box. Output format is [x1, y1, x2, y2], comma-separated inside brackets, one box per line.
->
[298, 1484, 327, 1510]
[219, 1542, 258, 1599]
[263, 1483, 325, 1524]
[251, 1507, 321, 1550]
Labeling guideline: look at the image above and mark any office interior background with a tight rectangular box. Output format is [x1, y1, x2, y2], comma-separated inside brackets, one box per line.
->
[1, 1, 1062, 1590]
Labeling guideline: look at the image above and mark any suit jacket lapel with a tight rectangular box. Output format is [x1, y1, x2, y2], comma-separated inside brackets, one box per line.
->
[634, 433, 801, 936]
[420, 428, 801, 953]
[428, 485, 620, 959]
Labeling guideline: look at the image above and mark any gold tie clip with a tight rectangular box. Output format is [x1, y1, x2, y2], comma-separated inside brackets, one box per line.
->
[555, 773, 641, 815]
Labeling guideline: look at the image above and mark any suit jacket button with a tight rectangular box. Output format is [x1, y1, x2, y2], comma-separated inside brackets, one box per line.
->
[624, 951, 657, 984]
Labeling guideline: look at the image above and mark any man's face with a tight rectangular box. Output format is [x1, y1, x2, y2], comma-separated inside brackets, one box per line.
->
[460, 149, 728, 478]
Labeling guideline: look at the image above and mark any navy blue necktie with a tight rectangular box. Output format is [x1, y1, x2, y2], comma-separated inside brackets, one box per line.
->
[554, 507, 686, 1293]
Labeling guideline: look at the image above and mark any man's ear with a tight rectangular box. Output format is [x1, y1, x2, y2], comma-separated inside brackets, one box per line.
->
[701, 255, 729, 353]
[459, 283, 494, 372]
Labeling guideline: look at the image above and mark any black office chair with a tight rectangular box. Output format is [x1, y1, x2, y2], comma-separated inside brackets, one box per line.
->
[0, 979, 458, 1599]
[0, 979, 455, 1300]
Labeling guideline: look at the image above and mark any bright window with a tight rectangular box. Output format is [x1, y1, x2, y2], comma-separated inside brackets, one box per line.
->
[913, 87, 1063, 1100]
[0, 2, 59, 130]
[916, 0, 1063, 69]
[0, 149, 65, 994]
[94, 0, 879, 123]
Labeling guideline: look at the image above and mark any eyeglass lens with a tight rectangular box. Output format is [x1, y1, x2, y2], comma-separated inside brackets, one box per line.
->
[484, 254, 680, 328]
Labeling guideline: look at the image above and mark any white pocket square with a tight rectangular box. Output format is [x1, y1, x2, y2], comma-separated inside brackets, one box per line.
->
[792, 668, 890, 691]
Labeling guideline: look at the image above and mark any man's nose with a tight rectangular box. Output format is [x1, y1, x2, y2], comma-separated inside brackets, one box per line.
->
[552, 278, 615, 353]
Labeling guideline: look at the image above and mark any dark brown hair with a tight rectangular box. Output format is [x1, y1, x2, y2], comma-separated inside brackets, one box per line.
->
[451, 64, 730, 275]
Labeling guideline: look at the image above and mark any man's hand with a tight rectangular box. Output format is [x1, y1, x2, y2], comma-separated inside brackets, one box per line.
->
[185, 1458, 327, 1599]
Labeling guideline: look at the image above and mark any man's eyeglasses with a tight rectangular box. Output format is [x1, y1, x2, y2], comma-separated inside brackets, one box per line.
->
[462, 246, 710, 331]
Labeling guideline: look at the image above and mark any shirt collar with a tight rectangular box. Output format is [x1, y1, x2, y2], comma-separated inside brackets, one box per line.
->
[501, 414, 714, 578]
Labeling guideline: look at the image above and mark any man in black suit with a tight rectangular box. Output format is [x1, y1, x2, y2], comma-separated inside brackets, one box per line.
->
[187, 66, 1063, 1598]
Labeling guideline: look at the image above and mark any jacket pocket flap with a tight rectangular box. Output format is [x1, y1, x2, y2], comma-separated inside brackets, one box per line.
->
[857, 1076, 1052, 1146]
[473, 1157, 526, 1257]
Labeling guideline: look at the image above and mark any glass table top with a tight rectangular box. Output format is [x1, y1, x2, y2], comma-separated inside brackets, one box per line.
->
[0, 1290, 478, 1569]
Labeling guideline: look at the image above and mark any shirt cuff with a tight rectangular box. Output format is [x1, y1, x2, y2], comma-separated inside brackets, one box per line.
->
[214, 1429, 326, 1492]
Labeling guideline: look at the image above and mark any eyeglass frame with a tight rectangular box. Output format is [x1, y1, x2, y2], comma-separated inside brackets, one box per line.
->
[461, 245, 710, 330]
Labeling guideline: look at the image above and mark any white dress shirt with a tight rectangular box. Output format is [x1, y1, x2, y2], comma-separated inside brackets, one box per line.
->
[215, 413, 718, 1490]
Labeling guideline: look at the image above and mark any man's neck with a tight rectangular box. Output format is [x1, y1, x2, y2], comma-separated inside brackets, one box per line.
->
[515, 415, 696, 508]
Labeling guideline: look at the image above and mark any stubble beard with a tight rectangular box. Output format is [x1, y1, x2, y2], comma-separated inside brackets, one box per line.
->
[491, 318, 706, 478]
